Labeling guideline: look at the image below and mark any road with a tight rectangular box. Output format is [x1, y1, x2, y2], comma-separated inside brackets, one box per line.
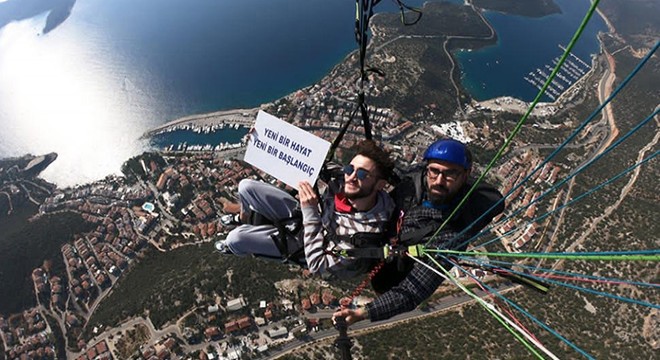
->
[66, 283, 517, 359]
[593, 43, 619, 154]
[369, 0, 495, 113]
[267, 284, 518, 359]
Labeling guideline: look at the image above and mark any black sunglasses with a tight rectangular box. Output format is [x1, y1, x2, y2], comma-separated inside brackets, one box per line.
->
[343, 164, 371, 180]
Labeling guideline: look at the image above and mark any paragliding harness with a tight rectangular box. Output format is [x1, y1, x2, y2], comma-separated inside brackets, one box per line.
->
[337, 164, 503, 260]
[329, 1, 421, 358]
[339, 165, 509, 293]
[366, 166, 550, 295]
[245, 208, 306, 265]
[244, 167, 396, 267]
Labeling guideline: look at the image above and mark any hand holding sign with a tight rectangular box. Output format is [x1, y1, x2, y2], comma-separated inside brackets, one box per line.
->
[244, 111, 331, 189]
[297, 181, 318, 208]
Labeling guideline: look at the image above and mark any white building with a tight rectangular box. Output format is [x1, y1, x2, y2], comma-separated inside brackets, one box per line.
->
[226, 297, 246, 312]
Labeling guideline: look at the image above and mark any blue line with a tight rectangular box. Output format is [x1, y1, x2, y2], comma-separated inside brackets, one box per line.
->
[475, 150, 659, 249]
[452, 41, 660, 249]
[463, 257, 660, 309]
[474, 257, 660, 289]
[444, 257, 596, 360]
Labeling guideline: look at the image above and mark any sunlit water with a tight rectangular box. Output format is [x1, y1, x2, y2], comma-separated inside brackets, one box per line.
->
[0, 16, 154, 186]
[0, 0, 365, 187]
[0, 0, 603, 187]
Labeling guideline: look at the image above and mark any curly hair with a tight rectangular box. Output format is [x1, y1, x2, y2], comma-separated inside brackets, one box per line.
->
[353, 140, 394, 181]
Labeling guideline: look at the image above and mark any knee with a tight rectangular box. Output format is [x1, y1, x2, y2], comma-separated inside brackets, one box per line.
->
[238, 179, 260, 196]
[225, 227, 250, 256]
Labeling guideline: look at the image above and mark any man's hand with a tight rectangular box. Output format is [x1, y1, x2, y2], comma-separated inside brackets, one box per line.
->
[297, 181, 318, 208]
[333, 308, 367, 326]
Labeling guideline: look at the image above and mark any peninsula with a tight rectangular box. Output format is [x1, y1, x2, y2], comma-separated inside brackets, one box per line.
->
[1, 1, 658, 360]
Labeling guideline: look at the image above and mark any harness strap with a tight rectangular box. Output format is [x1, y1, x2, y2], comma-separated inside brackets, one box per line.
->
[399, 223, 438, 244]
[248, 209, 304, 264]
[340, 247, 388, 259]
[328, 232, 386, 248]
[270, 226, 290, 263]
[269, 227, 306, 266]
[249, 211, 271, 226]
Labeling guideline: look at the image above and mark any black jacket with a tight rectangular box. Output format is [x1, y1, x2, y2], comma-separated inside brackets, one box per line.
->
[371, 167, 504, 294]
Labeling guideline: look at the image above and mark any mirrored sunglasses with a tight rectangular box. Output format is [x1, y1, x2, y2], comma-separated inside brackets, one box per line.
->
[343, 164, 371, 180]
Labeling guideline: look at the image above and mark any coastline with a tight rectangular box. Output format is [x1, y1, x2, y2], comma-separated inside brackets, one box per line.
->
[140, 46, 364, 140]
[473, 50, 599, 117]
[143, 55, 591, 135]
[142, 1, 612, 137]
[141, 108, 260, 138]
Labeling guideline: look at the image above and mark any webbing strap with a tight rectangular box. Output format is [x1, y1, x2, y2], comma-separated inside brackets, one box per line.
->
[340, 247, 387, 259]
[398, 223, 438, 243]
[249, 210, 304, 264]
[355, 0, 378, 141]
[327, 0, 420, 162]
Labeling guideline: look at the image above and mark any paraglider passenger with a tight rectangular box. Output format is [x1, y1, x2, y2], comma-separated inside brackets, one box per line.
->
[215, 140, 396, 279]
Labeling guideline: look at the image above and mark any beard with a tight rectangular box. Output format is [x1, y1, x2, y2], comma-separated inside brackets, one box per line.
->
[427, 185, 456, 205]
[344, 181, 376, 200]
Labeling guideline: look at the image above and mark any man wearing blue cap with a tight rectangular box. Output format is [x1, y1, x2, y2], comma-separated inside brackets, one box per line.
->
[335, 138, 504, 323]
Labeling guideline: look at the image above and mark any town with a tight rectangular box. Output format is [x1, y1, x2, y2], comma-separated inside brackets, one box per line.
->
[0, 82, 578, 360]
[2, 0, 643, 358]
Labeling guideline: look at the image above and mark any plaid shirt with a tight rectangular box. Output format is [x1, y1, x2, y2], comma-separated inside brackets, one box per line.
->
[366, 223, 460, 321]
[365, 176, 504, 321]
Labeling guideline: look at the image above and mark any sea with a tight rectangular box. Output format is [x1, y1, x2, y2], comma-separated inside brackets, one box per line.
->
[456, 0, 607, 101]
[0, 0, 606, 187]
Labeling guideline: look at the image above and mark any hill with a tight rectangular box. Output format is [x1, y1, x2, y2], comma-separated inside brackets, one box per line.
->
[0, 0, 657, 359]
[283, 1, 659, 359]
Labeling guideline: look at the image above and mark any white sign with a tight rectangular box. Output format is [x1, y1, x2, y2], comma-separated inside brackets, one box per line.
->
[244, 111, 331, 189]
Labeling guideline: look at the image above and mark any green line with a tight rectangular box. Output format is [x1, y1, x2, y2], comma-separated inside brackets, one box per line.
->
[425, 255, 546, 359]
[502, 272, 550, 293]
[427, 249, 660, 262]
[424, 0, 602, 246]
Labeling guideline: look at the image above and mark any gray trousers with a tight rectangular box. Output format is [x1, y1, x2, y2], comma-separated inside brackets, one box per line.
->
[225, 179, 302, 258]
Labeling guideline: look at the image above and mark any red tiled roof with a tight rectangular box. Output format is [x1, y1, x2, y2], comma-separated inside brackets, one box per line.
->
[95, 341, 108, 354]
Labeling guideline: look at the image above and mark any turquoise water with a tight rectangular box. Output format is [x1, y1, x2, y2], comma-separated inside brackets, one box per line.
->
[0, 0, 605, 186]
[0, 0, 428, 185]
[456, 0, 607, 101]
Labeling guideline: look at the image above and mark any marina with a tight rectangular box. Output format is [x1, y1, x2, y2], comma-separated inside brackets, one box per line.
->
[146, 109, 255, 153]
[523, 44, 593, 102]
[166, 141, 245, 153]
[152, 121, 246, 136]
[150, 121, 249, 153]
